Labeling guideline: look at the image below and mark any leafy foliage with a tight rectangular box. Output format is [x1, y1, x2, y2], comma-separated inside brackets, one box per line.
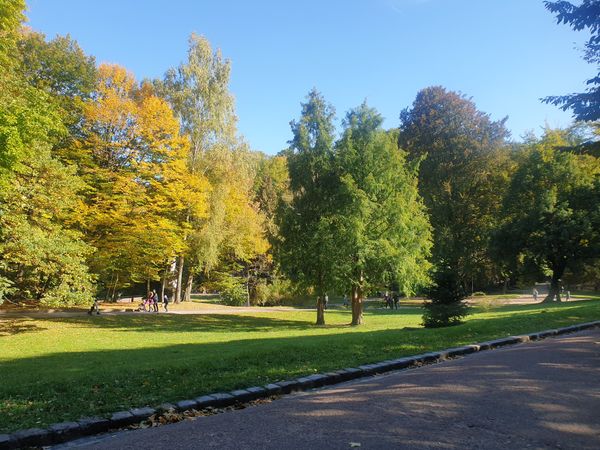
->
[217, 275, 248, 306]
[0, 1, 93, 306]
[17, 29, 97, 145]
[2, 1, 598, 311]
[277, 89, 340, 324]
[399, 86, 511, 290]
[543, 1, 600, 121]
[494, 129, 600, 301]
[333, 102, 432, 324]
[76, 64, 203, 298]
[156, 34, 267, 301]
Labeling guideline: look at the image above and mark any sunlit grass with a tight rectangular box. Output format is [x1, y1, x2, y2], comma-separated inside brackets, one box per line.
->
[1, 299, 599, 433]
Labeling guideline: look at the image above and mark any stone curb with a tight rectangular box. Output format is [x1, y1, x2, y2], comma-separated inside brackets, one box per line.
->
[2, 320, 599, 449]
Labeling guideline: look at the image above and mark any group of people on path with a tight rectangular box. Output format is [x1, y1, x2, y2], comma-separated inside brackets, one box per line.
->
[142, 289, 170, 312]
[383, 291, 400, 309]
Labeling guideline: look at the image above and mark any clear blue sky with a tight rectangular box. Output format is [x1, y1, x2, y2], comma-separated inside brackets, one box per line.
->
[26, 0, 592, 155]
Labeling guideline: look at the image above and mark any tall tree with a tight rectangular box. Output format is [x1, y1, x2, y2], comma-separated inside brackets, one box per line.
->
[495, 129, 600, 302]
[0, 0, 61, 179]
[79, 64, 203, 298]
[0, 0, 94, 306]
[543, 0, 600, 121]
[333, 103, 432, 325]
[399, 86, 510, 290]
[157, 33, 237, 170]
[0, 0, 24, 69]
[276, 89, 339, 325]
[0, 148, 94, 305]
[156, 34, 266, 302]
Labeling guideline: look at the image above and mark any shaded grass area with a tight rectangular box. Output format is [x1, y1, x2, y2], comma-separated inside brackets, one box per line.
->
[1, 300, 599, 433]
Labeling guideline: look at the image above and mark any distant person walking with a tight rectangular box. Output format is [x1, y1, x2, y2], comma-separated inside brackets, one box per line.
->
[144, 292, 152, 312]
[324, 293, 329, 310]
[385, 293, 393, 309]
[533, 288, 539, 302]
[152, 289, 159, 312]
[163, 293, 169, 312]
[87, 299, 100, 315]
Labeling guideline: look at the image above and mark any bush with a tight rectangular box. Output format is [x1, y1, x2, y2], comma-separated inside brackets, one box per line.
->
[422, 302, 470, 327]
[253, 278, 292, 306]
[254, 279, 315, 307]
[218, 277, 248, 306]
[472, 291, 486, 297]
[422, 266, 470, 328]
[0, 274, 14, 306]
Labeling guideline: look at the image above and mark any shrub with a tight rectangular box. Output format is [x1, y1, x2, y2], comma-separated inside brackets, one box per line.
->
[253, 278, 292, 306]
[0, 274, 14, 306]
[422, 266, 470, 328]
[218, 276, 248, 306]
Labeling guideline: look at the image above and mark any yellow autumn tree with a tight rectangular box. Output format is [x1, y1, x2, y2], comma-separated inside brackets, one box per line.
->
[80, 64, 209, 299]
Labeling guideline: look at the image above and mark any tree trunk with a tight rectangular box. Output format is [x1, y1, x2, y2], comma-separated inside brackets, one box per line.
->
[543, 265, 565, 303]
[351, 284, 364, 326]
[106, 272, 114, 301]
[315, 295, 325, 325]
[175, 255, 184, 303]
[110, 274, 120, 302]
[184, 272, 193, 302]
[146, 279, 150, 297]
[502, 277, 508, 295]
[160, 269, 167, 305]
[245, 276, 250, 307]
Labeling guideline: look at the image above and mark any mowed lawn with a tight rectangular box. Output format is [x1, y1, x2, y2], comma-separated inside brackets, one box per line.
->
[1, 300, 600, 433]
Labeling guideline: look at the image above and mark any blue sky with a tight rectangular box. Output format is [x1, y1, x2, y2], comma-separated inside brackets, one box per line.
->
[26, 0, 592, 154]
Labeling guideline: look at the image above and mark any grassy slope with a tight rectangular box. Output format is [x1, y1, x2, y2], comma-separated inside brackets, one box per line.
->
[1, 299, 599, 433]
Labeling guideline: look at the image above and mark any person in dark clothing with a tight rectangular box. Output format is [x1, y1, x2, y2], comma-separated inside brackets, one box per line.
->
[163, 293, 169, 312]
[87, 299, 100, 315]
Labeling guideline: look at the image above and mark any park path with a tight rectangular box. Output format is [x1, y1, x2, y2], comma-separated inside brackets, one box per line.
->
[60, 329, 600, 449]
[2, 295, 584, 319]
[0, 305, 305, 318]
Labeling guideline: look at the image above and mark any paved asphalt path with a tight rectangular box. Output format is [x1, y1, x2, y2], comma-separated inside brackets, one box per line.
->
[62, 329, 600, 450]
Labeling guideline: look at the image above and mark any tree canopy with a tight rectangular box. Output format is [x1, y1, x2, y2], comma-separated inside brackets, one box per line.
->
[277, 89, 339, 325]
[494, 129, 600, 301]
[1, 0, 599, 320]
[399, 86, 511, 291]
[543, 0, 600, 121]
[333, 102, 432, 325]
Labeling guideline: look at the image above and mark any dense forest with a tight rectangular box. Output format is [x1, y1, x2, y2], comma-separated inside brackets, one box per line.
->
[1, 0, 599, 323]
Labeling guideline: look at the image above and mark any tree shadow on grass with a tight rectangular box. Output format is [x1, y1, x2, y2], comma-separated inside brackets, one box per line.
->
[0, 300, 598, 434]
[42, 313, 330, 333]
[26, 307, 424, 334]
[0, 299, 587, 337]
[0, 319, 46, 336]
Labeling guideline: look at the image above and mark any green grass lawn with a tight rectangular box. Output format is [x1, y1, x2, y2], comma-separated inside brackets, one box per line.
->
[1, 299, 599, 433]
